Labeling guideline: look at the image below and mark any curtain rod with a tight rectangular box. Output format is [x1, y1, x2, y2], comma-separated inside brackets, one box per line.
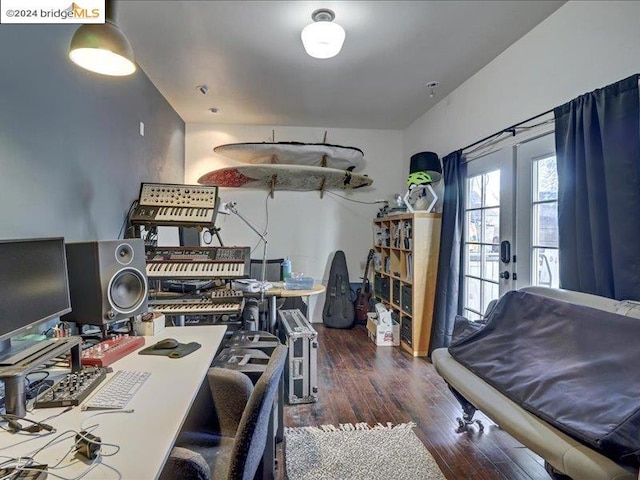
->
[460, 107, 555, 153]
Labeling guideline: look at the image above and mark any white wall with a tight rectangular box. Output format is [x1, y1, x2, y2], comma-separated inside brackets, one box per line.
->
[404, 0, 640, 164]
[186, 125, 403, 288]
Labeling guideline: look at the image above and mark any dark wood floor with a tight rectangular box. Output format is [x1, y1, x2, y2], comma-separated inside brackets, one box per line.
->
[278, 324, 551, 480]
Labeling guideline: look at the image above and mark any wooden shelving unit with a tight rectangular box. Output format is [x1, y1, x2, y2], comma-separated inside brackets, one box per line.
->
[373, 212, 441, 357]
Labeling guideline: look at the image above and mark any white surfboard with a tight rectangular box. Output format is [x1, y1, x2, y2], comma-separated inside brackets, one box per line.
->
[198, 164, 373, 192]
[213, 142, 364, 170]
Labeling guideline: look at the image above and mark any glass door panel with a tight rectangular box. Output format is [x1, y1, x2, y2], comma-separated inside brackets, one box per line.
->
[515, 133, 559, 289]
[463, 131, 559, 321]
[463, 147, 514, 319]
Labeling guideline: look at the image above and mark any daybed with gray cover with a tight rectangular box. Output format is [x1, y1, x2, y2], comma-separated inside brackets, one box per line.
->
[432, 286, 640, 480]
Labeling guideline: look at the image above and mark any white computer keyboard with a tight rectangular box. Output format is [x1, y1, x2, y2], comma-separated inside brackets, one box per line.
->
[82, 370, 151, 410]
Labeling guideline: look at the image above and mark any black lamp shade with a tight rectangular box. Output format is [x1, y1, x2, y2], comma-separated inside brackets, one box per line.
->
[410, 151, 442, 183]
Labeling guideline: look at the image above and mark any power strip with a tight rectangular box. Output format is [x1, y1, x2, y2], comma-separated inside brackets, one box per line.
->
[0, 464, 47, 479]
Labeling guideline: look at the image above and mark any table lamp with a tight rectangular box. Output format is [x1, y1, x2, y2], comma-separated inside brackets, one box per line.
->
[403, 151, 442, 213]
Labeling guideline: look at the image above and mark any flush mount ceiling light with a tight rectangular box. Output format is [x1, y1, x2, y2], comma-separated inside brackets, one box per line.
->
[301, 8, 345, 59]
[68, 1, 136, 76]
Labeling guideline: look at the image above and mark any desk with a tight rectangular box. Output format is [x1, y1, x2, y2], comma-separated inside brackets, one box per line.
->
[0, 326, 226, 479]
[245, 283, 325, 332]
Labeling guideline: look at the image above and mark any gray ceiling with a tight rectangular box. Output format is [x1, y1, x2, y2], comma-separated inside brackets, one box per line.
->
[117, 1, 565, 130]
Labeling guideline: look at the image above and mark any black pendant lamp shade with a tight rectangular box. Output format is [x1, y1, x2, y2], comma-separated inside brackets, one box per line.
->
[409, 151, 442, 183]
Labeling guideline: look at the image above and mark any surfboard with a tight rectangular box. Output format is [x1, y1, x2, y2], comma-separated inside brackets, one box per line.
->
[213, 142, 364, 170]
[198, 164, 373, 196]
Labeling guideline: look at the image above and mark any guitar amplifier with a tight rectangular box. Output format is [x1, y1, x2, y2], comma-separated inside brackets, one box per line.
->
[277, 309, 318, 404]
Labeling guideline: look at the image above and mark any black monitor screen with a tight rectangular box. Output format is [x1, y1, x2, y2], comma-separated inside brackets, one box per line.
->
[0, 238, 71, 342]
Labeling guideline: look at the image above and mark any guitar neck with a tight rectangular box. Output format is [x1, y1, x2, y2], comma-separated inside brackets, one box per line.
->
[360, 249, 375, 290]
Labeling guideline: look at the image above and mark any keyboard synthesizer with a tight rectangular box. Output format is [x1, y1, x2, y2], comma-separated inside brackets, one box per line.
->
[80, 335, 145, 368]
[145, 246, 250, 279]
[130, 183, 219, 227]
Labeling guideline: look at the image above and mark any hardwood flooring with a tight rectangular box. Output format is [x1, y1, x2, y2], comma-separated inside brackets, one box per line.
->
[278, 324, 551, 480]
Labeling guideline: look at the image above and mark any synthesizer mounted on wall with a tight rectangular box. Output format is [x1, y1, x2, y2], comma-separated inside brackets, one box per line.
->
[130, 183, 220, 228]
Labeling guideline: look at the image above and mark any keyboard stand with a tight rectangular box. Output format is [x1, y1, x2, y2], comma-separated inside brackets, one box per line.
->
[0, 337, 82, 417]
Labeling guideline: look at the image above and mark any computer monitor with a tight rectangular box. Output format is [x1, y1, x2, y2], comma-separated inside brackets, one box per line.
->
[0, 238, 71, 358]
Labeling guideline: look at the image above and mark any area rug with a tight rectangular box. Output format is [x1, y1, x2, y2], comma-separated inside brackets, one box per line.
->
[284, 422, 446, 480]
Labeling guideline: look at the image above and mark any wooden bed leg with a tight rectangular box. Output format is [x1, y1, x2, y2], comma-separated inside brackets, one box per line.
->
[320, 178, 326, 198]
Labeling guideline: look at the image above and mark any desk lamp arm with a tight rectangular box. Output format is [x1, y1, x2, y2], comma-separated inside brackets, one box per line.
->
[226, 203, 269, 304]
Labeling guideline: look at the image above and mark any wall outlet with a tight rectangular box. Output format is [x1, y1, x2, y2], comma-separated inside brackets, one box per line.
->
[139, 122, 145, 136]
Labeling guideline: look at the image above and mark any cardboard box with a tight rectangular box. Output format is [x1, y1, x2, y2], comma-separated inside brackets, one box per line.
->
[366, 312, 400, 346]
[133, 312, 165, 336]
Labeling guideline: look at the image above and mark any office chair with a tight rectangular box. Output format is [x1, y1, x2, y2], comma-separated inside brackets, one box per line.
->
[249, 258, 283, 282]
[160, 345, 287, 480]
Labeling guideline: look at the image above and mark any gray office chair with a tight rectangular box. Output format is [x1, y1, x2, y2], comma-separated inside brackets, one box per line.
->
[249, 258, 283, 283]
[160, 344, 287, 480]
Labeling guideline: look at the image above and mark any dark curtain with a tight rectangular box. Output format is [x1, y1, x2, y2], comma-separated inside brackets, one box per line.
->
[429, 150, 466, 354]
[554, 74, 640, 300]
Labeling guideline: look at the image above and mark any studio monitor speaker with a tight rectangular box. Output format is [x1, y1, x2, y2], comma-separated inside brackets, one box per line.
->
[63, 239, 148, 326]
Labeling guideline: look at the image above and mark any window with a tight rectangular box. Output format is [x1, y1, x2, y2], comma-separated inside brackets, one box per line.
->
[464, 170, 500, 320]
[531, 155, 559, 288]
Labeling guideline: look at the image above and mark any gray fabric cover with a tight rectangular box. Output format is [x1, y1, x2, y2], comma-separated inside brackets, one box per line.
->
[449, 291, 640, 467]
[451, 315, 487, 343]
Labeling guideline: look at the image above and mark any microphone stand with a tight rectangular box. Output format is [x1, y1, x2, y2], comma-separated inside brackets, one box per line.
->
[226, 203, 270, 329]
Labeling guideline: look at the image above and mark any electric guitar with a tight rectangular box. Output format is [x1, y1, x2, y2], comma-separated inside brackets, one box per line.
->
[354, 249, 375, 324]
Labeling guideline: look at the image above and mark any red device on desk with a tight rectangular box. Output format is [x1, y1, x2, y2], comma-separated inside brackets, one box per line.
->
[81, 335, 145, 367]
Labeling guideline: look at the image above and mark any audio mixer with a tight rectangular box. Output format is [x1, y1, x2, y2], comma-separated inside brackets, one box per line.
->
[33, 367, 107, 409]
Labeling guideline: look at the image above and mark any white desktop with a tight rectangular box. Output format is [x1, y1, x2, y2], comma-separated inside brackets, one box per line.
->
[0, 326, 226, 479]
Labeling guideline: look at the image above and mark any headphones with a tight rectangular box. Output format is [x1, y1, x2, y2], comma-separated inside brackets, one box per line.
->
[1, 415, 55, 434]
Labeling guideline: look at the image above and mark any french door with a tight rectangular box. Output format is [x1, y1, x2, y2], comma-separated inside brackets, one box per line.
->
[462, 132, 559, 319]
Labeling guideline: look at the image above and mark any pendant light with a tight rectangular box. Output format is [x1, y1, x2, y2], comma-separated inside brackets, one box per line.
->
[68, 0, 136, 76]
[301, 9, 345, 59]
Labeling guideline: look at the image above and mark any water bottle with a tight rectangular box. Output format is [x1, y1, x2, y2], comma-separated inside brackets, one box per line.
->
[282, 257, 292, 280]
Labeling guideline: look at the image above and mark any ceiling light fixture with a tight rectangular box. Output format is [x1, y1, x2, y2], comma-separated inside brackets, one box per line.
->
[68, 0, 136, 76]
[301, 8, 345, 59]
[209, 107, 219, 114]
[198, 85, 209, 95]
